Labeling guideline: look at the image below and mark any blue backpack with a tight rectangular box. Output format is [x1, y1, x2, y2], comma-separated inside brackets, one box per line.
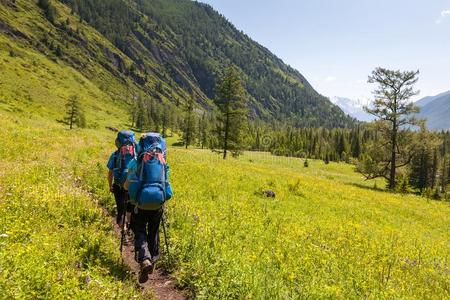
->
[128, 133, 173, 210]
[113, 130, 137, 185]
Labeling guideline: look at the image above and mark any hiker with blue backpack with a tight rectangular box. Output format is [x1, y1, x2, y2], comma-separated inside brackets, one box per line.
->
[124, 132, 173, 283]
[107, 131, 138, 245]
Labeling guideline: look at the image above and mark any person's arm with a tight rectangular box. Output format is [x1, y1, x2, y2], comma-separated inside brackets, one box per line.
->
[108, 169, 114, 192]
[106, 153, 116, 192]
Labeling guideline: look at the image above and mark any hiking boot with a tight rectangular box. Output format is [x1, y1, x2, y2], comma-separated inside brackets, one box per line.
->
[139, 259, 153, 283]
[121, 234, 129, 246]
[126, 228, 134, 240]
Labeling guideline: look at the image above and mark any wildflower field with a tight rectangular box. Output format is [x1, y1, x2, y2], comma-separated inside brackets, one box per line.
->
[0, 23, 449, 299]
[1, 104, 449, 299]
[168, 149, 450, 299]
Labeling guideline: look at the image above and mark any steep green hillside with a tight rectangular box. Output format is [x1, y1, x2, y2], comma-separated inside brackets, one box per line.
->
[1, 0, 354, 128]
[0, 0, 184, 123]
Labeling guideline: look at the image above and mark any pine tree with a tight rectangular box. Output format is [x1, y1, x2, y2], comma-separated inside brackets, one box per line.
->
[215, 66, 248, 159]
[361, 68, 421, 189]
[430, 148, 438, 188]
[409, 148, 431, 193]
[336, 133, 347, 161]
[351, 130, 361, 158]
[38, 0, 57, 24]
[198, 111, 209, 149]
[161, 105, 170, 137]
[441, 138, 448, 192]
[63, 95, 84, 129]
[131, 98, 147, 131]
[182, 93, 196, 149]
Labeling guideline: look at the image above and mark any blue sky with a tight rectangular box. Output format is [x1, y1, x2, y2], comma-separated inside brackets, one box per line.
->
[197, 0, 450, 102]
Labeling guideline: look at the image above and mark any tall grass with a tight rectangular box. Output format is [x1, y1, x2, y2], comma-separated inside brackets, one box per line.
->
[0, 113, 148, 299]
[167, 149, 450, 299]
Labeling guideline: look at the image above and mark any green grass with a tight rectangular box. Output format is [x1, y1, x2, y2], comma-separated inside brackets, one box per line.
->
[167, 149, 450, 299]
[0, 112, 153, 298]
[0, 2, 449, 298]
[1, 93, 450, 299]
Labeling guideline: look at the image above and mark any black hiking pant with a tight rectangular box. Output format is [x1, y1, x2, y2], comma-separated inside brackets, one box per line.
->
[134, 207, 163, 263]
[112, 184, 134, 225]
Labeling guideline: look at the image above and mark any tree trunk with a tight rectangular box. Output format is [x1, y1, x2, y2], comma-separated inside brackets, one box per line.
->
[223, 111, 230, 159]
[185, 114, 191, 149]
[389, 124, 397, 189]
[442, 156, 447, 192]
[431, 149, 438, 188]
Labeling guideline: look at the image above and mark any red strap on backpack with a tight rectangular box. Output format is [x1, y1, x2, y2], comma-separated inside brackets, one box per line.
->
[120, 145, 135, 156]
[143, 152, 165, 164]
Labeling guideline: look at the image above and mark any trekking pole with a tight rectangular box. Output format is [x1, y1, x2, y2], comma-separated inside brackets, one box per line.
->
[161, 206, 171, 264]
[119, 196, 127, 254]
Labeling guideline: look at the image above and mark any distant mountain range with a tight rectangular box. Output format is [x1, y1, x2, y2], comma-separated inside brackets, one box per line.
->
[330, 97, 375, 122]
[331, 92, 450, 131]
[415, 91, 450, 130]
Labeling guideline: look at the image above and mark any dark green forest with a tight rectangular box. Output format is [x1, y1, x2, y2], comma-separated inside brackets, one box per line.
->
[58, 0, 355, 128]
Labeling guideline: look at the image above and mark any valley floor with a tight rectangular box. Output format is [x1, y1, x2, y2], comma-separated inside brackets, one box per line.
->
[0, 114, 449, 299]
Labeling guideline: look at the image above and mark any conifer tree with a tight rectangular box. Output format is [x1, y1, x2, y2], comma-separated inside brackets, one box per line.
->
[351, 130, 362, 158]
[215, 66, 248, 159]
[441, 140, 448, 192]
[38, 0, 57, 24]
[430, 148, 438, 188]
[360, 68, 421, 189]
[161, 105, 170, 137]
[182, 93, 196, 149]
[409, 148, 431, 193]
[64, 95, 85, 129]
[198, 111, 209, 149]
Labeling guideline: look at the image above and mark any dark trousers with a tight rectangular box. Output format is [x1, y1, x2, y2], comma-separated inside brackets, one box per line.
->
[112, 184, 133, 225]
[134, 208, 163, 263]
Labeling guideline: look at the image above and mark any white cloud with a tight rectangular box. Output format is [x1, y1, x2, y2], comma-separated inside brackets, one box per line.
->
[436, 9, 450, 24]
[324, 76, 337, 82]
[441, 10, 450, 17]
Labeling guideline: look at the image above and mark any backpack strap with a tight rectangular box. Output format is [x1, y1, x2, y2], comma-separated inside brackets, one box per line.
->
[113, 150, 120, 172]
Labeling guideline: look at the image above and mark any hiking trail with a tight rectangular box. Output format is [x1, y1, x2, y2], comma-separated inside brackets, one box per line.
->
[111, 217, 187, 300]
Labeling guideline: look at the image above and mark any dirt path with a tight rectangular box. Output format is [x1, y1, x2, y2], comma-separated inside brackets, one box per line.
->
[111, 220, 188, 300]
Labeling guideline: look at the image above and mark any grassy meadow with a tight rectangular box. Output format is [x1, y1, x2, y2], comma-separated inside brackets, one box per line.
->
[168, 149, 450, 299]
[1, 106, 449, 299]
[0, 96, 449, 298]
[0, 5, 449, 297]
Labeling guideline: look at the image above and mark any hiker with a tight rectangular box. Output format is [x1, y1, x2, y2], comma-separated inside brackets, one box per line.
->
[124, 132, 173, 283]
[107, 130, 138, 243]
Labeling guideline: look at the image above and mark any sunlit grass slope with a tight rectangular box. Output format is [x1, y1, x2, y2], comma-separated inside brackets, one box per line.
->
[168, 149, 450, 299]
[0, 33, 128, 128]
[1, 106, 449, 299]
[0, 111, 155, 298]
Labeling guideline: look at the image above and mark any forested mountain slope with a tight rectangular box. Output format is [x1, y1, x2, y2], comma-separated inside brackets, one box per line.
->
[0, 0, 354, 128]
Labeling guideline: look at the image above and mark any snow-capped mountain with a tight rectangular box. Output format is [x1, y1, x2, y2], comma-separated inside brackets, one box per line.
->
[330, 97, 375, 122]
